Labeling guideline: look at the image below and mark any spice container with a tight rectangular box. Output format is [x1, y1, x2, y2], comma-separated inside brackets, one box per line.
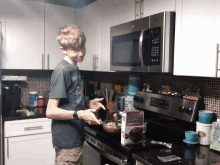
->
[37, 96, 44, 115]
[30, 91, 38, 106]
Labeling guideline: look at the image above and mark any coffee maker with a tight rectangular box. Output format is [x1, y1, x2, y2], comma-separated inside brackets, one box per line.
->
[2, 83, 22, 117]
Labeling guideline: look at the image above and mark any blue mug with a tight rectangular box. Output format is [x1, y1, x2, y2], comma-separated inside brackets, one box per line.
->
[199, 110, 214, 124]
[185, 131, 198, 142]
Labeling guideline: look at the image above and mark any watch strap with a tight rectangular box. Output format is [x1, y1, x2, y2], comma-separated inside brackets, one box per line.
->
[73, 111, 79, 120]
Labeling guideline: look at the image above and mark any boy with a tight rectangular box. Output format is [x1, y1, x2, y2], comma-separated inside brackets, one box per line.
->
[46, 24, 105, 165]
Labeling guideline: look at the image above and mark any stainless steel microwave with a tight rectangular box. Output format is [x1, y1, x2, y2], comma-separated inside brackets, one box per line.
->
[110, 11, 175, 73]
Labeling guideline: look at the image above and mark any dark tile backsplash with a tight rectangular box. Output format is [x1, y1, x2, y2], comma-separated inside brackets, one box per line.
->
[4, 70, 219, 116]
[21, 77, 51, 106]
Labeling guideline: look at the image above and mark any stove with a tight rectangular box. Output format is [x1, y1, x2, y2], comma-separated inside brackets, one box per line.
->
[84, 92, 204, 165]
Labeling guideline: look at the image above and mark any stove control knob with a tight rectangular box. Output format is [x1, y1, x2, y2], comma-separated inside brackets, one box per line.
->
[179, 106, 185, 113]
[186, 107, 193, 115]
[134, 96, 138, 101]
[134, 96, 144, 103]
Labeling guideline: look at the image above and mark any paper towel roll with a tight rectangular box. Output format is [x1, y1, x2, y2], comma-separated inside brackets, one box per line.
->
[196, 121, 212, 145]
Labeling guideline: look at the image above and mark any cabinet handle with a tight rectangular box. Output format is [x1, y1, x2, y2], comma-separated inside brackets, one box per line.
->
[140, 0, 144, 18]
[7, 138, 9, 159]
[216, 44, 220, 77]
[95, 54, 98, 70]
[24, 126, 43, 131]
[47, 54, 49, 70]
[135, 0, 140, 20]
[42, 53, 44, 69]
[93, 54, 95, 70]
[0, 21, 2, 45]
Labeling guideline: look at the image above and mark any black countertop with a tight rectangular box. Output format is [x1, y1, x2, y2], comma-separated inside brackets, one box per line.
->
[132, 144, 220, 165]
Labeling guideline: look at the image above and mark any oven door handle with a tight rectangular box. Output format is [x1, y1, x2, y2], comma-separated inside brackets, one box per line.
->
[85, 141, 127, 165]
[139, 29, 148, 66]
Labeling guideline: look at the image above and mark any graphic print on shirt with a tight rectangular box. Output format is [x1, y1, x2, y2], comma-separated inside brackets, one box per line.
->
[72, 75, 83, 104]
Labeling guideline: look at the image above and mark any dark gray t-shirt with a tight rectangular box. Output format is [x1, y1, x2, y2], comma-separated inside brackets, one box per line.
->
[49, 59, 85, 149]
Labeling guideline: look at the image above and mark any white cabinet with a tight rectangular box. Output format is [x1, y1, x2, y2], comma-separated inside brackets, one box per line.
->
[0, 0, 81, 70]
[5, 133, 54, 165]
[143, 0, 175, 17]
[4, 118, 54, 165]
[118, 0, 135, 24]
[80, 1, 99, 71]
[98, 0, 118, 71]
[174, 0, 219, 77]
[80, 0, 119, 72]
[0, 0, 44, 69]
[45, 3, 76, 70]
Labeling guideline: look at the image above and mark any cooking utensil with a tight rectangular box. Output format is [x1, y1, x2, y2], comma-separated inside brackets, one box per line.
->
[102, 120, 121, 134]
[113, 113, 118, 127]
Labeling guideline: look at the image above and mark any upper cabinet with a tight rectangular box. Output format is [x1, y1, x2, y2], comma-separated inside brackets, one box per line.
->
[98, 0, 119, 71]
[0, 0, 79, 70]
[0, 0, 44, 69]
[45, 3, 76, 70]
[143, 0, 175, 17]
[80, 1, 100, 71]
[118, 0, 135, 24]
[174, 0, 220, 77]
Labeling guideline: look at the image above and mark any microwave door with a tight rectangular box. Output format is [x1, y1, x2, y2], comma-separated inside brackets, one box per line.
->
[139, 29, 151, 67]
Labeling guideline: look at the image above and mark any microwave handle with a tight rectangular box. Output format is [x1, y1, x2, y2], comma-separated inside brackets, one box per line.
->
[139, 29, 148, 66]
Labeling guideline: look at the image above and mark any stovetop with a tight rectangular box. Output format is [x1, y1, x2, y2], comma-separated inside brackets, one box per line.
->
[84, 120, 185, 157]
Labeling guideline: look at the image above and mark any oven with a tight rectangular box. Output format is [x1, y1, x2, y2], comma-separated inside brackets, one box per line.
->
[83, 92, 204, 165]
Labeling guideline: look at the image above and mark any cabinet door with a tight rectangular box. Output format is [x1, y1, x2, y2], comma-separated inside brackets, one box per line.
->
[216, 1, 220, 77]
[174, 0, 218, 77]
[5, 133, 55, 165]
[143, 0, 175, 17]
[119, 0, 135, 24]
[45, 3, 76, 70]
[0, 0, 44, 69]
[98, 0, 118, 72]
[80, 2, 99, 71]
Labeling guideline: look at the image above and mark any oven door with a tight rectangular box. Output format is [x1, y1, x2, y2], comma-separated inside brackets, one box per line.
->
[85, 133, 129, 165]
[84, 141, 128, 165]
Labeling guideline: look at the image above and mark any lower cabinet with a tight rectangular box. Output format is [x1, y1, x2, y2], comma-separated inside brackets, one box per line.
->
[4, 118, 54, 165]
[4, 133, 55, 165]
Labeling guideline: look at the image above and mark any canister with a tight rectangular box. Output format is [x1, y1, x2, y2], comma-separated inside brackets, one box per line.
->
[29, 91, 38, 106]
[196, 121, 212, 145]
[37, 96, 44, 115]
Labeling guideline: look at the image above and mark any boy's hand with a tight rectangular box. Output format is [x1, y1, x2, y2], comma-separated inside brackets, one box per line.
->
[89, 98, 106, 111]
[77, 109, 102, 125]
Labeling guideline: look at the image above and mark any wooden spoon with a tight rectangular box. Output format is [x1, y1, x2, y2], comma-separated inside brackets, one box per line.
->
[113, 113, 118, 127]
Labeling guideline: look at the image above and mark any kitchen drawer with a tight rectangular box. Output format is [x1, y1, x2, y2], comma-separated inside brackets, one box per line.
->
[4, 118, 52, 137]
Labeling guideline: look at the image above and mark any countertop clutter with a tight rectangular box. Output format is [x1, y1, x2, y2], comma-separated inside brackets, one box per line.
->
[132, 144, 220, 165]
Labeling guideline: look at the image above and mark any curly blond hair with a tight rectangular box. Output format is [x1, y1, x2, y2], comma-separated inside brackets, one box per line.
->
[57, 24, 86, 50]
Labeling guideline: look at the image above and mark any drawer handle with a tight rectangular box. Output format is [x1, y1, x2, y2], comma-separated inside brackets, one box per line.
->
[24, 126, 43, 131]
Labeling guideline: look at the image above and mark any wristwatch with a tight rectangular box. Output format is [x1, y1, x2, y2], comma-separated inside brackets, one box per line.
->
[73, 111, 79, 120]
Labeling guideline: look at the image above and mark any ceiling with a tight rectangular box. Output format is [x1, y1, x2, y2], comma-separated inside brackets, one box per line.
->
[45, 0, 97, 8]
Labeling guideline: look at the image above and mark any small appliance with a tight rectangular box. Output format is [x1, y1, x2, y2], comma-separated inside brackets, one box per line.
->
[110, 11, 175, 73]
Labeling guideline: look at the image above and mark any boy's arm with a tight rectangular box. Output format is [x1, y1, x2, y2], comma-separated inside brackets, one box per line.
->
[46, 98, 101, 125]
[46, 98, 74, 120]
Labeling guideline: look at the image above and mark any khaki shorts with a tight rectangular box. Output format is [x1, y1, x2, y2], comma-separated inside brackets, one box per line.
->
[55, 145, 83, 165]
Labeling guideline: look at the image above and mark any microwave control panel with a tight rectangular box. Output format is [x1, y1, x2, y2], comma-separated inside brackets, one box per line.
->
[149, 27, 161, 65]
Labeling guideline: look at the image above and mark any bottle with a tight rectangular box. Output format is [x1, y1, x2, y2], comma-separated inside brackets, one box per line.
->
[37, 96, 44, 115]
[29, 91, 38, 106]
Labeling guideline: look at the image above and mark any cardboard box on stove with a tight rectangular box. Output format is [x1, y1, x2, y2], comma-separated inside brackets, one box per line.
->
[121, 110, 144, 145]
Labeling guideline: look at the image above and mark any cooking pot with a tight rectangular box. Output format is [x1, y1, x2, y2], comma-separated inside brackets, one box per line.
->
[102, 120, 121, 134]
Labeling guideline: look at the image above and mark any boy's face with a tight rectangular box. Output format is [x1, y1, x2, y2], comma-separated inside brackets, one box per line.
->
[65, 45, 86, 64]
